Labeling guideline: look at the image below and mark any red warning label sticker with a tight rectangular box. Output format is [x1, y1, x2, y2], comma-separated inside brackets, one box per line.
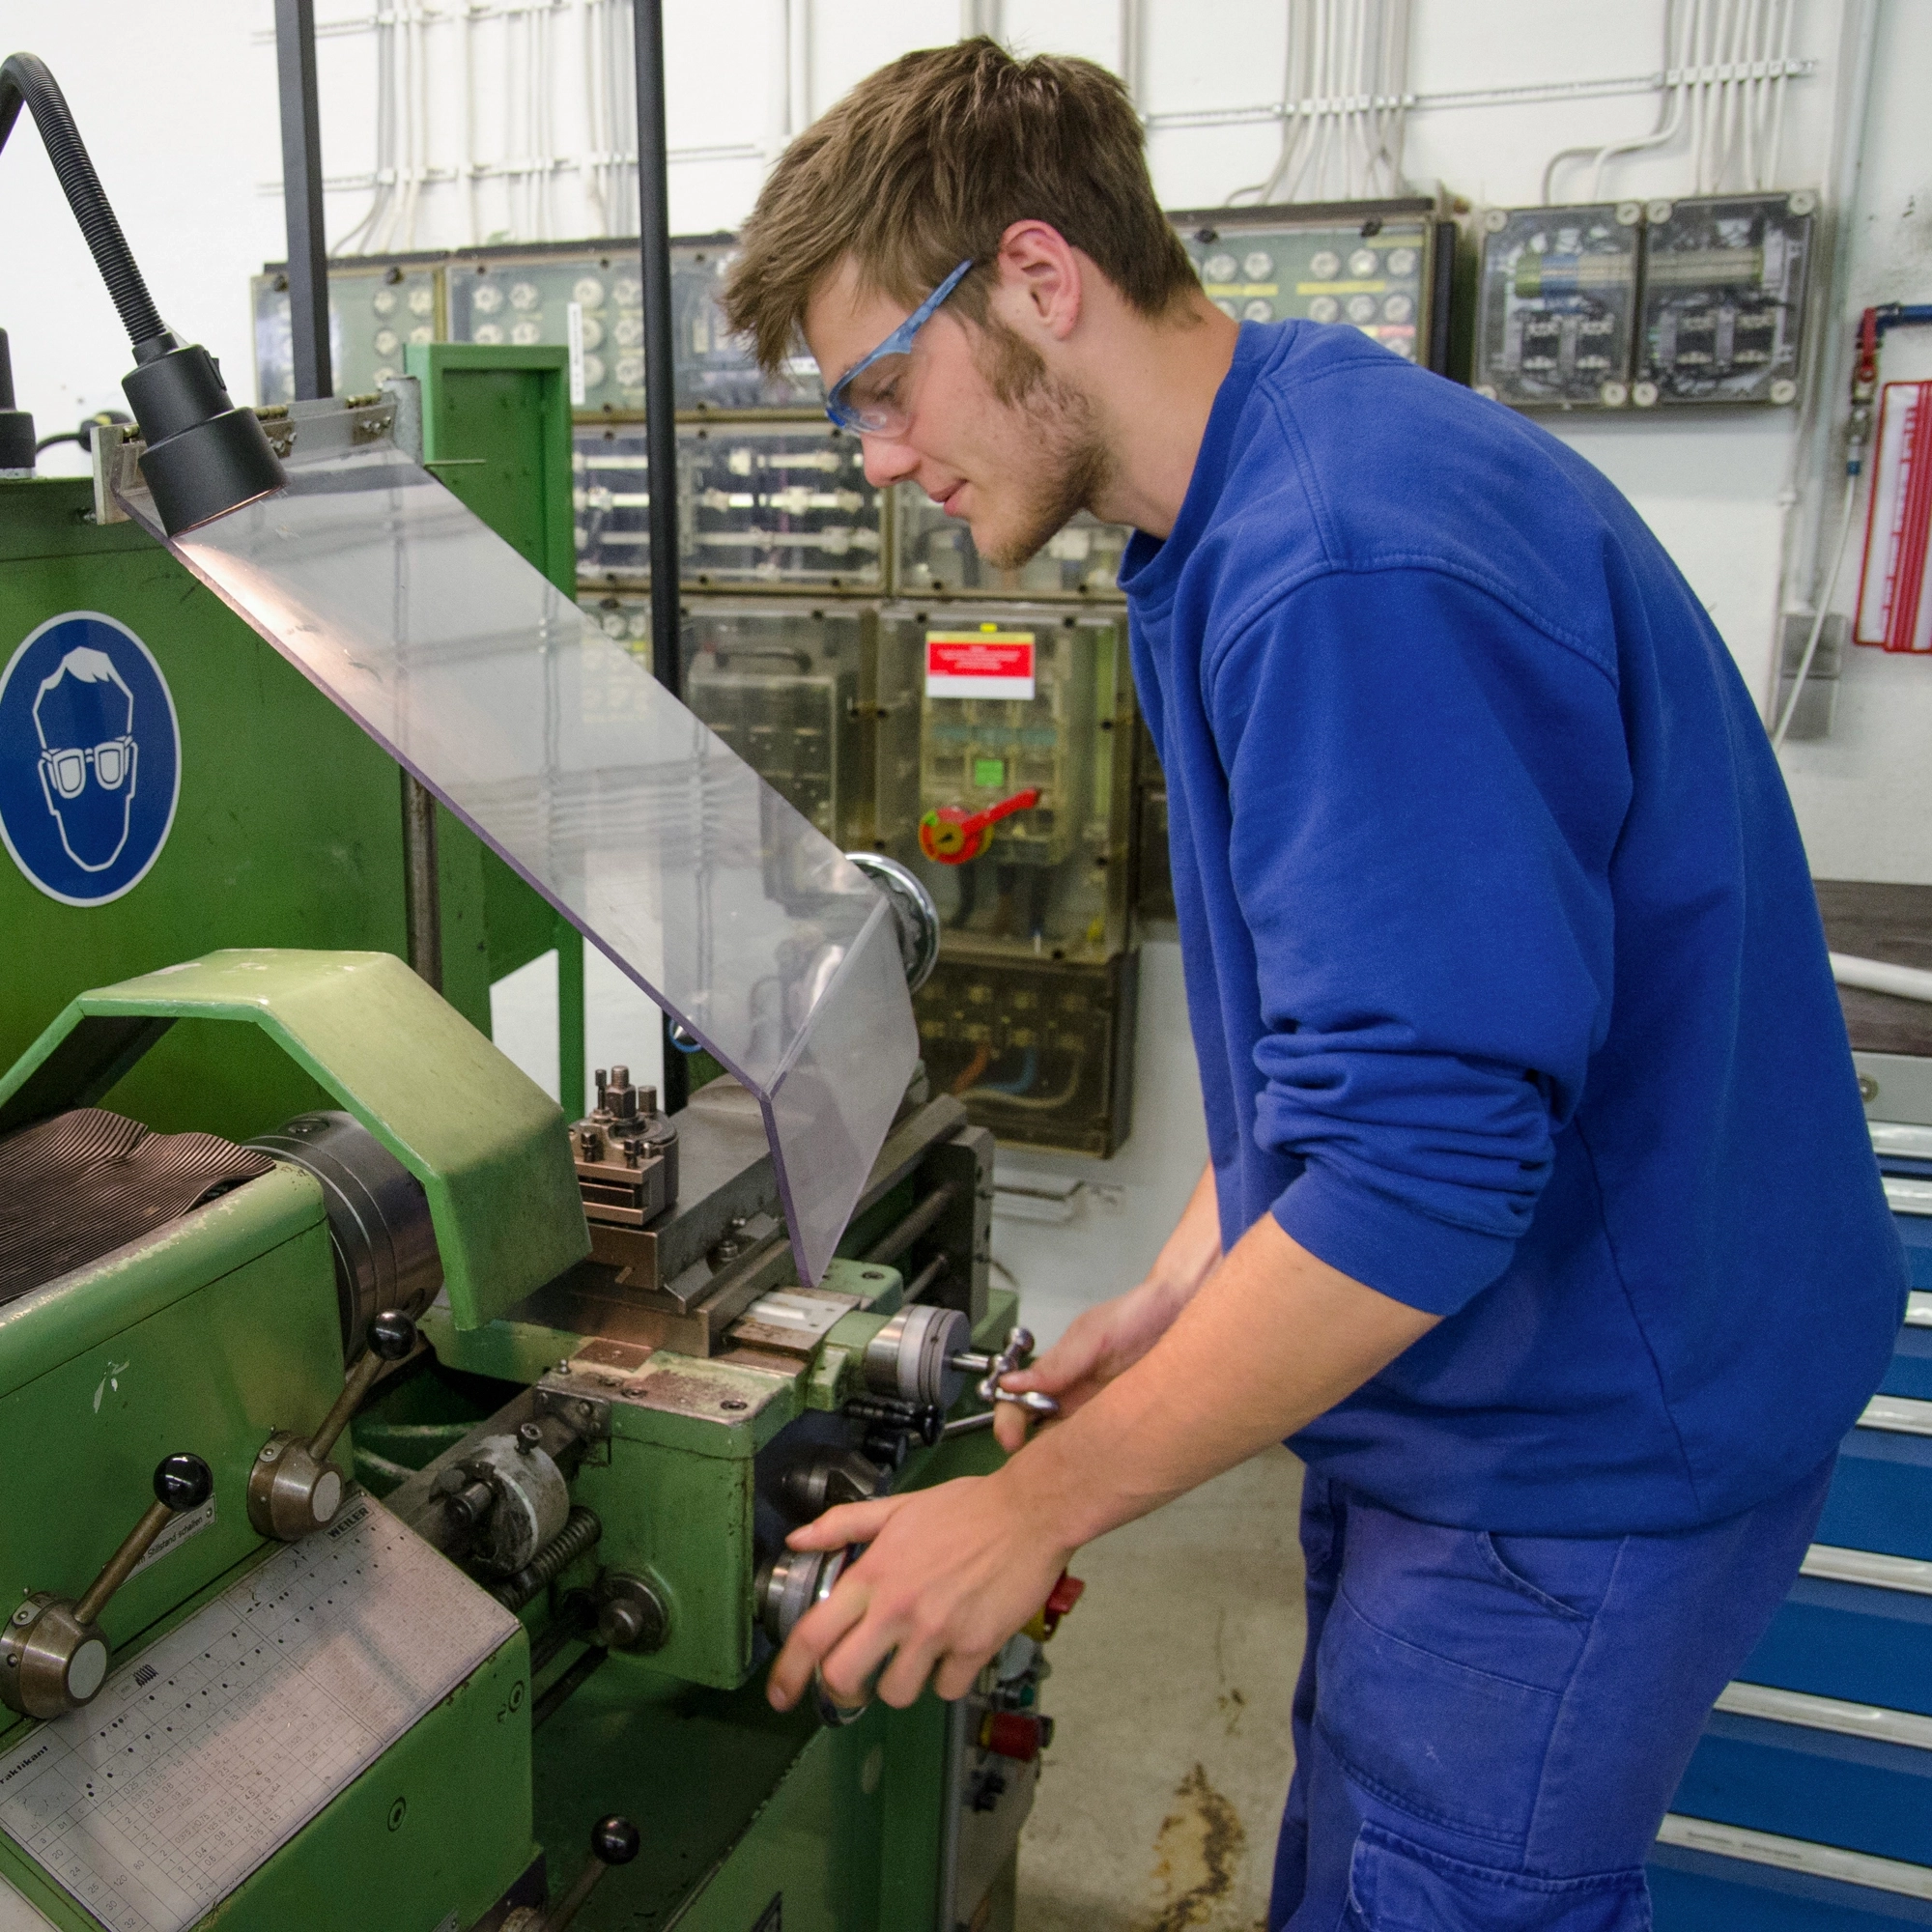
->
[924, 630, 1036, 700]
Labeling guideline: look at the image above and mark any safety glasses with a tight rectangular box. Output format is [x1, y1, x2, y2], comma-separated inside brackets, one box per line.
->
[824, 259, 976, 438]
[40, 737, 136, 799]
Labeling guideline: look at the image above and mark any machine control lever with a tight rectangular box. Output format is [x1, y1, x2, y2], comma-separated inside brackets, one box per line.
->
[249, 1309, 416, 1541]
[502, 1815, 641, 1932]
[950, 1327, 1062, 1421]
[1, 1453, 213, 1720]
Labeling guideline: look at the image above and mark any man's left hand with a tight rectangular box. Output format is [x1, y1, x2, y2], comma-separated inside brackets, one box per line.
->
[767, 1471, 1073, 1712]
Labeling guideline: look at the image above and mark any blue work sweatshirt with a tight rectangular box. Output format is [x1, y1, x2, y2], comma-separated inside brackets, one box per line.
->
[1122, 322, 1906, 1536]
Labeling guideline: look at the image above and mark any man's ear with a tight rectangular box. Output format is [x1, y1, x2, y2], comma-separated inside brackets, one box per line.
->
[992, 220, 1083, 343]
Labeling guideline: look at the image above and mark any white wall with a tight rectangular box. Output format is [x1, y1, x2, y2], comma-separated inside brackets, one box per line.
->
[1777, 0, 1932, 882]
[10, 1, 1928, 1319]
[993, 943, 1208, 1344]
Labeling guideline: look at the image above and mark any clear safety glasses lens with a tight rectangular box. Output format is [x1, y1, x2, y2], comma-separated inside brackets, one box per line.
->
[832, 353, 914, 437]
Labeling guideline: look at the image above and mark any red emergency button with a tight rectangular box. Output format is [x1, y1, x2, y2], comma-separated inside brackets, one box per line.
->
[979, 1710, 1056, 1762]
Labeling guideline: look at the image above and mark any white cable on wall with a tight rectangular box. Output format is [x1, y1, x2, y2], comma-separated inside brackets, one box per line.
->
[1231, 0, 1413, 207]
[1772, 470, 1857, 748]
[1119, 0, 1144, 109]
[1543, 0, 1807, 205]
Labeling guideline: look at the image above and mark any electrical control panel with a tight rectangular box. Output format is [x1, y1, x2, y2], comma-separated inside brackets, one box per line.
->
[683, 422, 883, 591]
[251, 258, 444, 405]
[1474, 202, 1643, 408]
[912, 951, 1139, 1156]
[575, 421, 885, 592]
[1168, 198, 1453, 371]
[255, 237, 815, 419]
[876, 606, 1134, 963]
[447, 247, 646, 412]
[895, 497, 1132, 601]
[672, 235, 825, 413]
[575, 420, 654, 580]
[580, 593, 872, 844]
[1633, 191, 1814, 406]
[445, 241, 822, 417]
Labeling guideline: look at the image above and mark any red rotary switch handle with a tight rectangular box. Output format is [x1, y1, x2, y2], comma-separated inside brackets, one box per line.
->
[917, 786, 1040, 865]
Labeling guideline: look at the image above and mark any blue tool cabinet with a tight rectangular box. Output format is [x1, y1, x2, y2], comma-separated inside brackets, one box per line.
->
[1650, 1128, 1932, 1925]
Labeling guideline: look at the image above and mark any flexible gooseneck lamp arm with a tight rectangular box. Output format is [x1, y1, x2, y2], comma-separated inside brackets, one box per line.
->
[0, 52, 286, 532]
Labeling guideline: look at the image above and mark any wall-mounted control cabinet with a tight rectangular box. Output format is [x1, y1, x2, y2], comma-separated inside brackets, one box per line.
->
[1634, 191, 1815, 407]
[251, 257, 445, 405]
[913, 951, 1140, 1157]
[1168, 198, 1458, 374]
[1473, 202, 1643, 408]
[1474, 191, 1815, 411]
[874, 605, 1135, 965]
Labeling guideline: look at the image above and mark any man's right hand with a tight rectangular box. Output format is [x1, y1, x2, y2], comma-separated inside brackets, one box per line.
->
[992, 1160, 1224, 1451]
[993, 1275, 1190, 1449]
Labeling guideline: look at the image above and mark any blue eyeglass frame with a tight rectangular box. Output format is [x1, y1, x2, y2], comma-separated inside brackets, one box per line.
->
[824, 258, 976, 434]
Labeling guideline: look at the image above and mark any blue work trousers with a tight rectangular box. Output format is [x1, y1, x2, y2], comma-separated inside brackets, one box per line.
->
[1270, 1458, 1834, 1930]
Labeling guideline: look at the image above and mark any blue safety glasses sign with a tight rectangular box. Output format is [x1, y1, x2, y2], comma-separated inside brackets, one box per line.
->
[0, 611, 181, 906]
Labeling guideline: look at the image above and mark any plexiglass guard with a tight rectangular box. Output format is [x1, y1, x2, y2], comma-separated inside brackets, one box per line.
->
[117, 432, 918, 1286]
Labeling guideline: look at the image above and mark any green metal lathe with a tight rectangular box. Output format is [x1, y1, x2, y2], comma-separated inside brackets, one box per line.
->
[0, 346, 1066, 1931]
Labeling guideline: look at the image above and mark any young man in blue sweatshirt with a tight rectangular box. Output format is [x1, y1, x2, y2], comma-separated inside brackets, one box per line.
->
[723, 40, 1907, 1927]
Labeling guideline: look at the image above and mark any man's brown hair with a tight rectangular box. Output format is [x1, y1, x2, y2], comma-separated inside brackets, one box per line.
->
[721, 37, 1198, 376]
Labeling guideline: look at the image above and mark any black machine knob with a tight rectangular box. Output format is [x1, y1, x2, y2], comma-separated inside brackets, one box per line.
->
[590, 1816, 640, 1866]
[368, 1309, 416, 1360]
[154, 1453, 213, 1514]
[505, 1814, 641, 1931]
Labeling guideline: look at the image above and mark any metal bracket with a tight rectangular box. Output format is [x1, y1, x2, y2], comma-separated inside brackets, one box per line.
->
[532, 1382, 613, 1443]
[89, 421, 141, 526]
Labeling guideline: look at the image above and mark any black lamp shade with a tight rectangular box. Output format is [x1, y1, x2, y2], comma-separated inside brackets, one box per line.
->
[123, 340, 284, 534]
[0, 410, 30, 473]
[0, 327, 34, 471]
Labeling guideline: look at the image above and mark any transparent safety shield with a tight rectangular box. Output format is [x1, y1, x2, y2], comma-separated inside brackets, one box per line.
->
[117, 433, 917, 1286]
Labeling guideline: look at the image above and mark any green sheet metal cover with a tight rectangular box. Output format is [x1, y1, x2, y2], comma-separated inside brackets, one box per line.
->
[0, 949, 586, 1328]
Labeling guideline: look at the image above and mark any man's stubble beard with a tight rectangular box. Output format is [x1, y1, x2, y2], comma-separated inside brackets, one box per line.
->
[970, 315, 1113, 572]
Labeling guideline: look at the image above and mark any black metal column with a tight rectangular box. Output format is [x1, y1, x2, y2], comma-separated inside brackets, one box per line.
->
[632, 0, 681, 689]
[274, 0, 331, 400]
[633, 0, 689, 1110]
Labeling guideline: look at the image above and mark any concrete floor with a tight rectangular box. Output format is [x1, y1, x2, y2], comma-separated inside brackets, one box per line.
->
[1017, 1448, 1308, 1931]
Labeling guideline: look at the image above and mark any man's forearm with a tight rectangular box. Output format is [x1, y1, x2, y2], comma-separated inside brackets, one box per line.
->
[1145, 1158, 1223, 1303]
[999, 1210, 1437, 1549]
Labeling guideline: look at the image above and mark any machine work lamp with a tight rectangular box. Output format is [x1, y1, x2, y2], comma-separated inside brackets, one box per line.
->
[0, 51, 286, 532]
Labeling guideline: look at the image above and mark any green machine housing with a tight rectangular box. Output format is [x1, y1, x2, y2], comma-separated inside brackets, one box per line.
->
[0, 360, 1063, 1931]
[0, 949, 1043, 1932]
